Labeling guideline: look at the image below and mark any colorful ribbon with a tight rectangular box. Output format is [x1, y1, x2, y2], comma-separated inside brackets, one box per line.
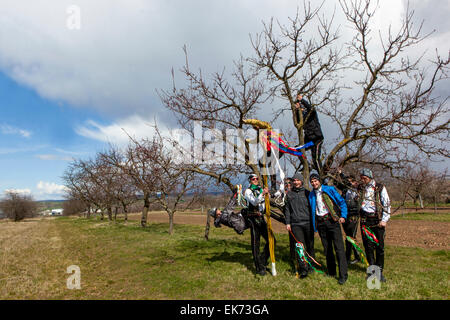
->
[346, 236, 369, 267]
[261, 130, 314, 158]
[295, 242, 324, 274]
[362, 225, 379, 246]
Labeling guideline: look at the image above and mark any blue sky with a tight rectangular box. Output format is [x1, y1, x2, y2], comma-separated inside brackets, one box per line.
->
[0, 0, 448, 200]
[0, 71, 107, 199]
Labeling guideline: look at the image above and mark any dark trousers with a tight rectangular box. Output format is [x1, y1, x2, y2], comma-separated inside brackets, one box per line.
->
[361, 218, 386, 270]
[247, 216, 272, 272]
[290, 224, 315, 273]
[317, 218, 348, 278]
[310, 139, 323, 174]
[342, 215, 361, 262]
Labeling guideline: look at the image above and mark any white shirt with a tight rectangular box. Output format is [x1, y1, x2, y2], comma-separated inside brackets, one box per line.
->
[314, 187, 330, 217]
[361, 180, 391, 222]
[244, 187, 265, 213]
[345, 189, 358, 202]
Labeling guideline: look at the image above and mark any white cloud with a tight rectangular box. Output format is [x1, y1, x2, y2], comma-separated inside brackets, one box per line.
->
[0, 124, 31, 138]
[36, 181, 69, 196]
[0, 145, 46, 155]
[36, 154, 73, 161]
[4, 188, 31, 195]
[0, 0, 422, 119]
[75, 114, 171, 146]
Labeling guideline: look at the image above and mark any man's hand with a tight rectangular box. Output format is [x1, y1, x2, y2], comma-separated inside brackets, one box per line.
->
[379, 221, 387, 228]
[339, 217, 345, 224]
[286, 224, 291, 232]
[263, 187, 270, 196]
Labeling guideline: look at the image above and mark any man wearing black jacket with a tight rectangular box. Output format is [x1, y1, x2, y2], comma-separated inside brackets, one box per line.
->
[294, 93, 324, 174]
[341, 174, 362, 264]
[285, 173, 315, 278]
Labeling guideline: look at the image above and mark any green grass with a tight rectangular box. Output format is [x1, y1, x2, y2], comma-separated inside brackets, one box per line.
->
[1, 216, 447, 300]
[391, 212, 450, 222]
[391, 202, 450, 208]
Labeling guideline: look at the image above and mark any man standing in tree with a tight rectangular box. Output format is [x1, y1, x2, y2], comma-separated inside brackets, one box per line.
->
[244, 174, 272, 276]
[308, 173, 348, 285]
[359, 168, 391, 282]
[295, 92, 324, 175]
[285, 173, 314, 278]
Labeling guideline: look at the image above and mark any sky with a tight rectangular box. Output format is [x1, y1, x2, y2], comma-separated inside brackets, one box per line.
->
[0, 0, 448, 200]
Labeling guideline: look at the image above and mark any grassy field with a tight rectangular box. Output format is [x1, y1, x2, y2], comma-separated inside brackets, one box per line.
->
[0, 215, 448, 300]
[391, 212, 450, 222]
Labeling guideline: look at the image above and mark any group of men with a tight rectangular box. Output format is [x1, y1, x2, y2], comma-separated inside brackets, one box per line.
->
[210, 168, 391, 285]
[209, 92, 391, 284]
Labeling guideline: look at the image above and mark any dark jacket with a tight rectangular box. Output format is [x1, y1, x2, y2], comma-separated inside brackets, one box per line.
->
[344, 189, 360, 217]
[296, 98, 324, 143]
[335, 172, 360, 217]
[214, 209, 248, 235]
[284, 187, 311, 226]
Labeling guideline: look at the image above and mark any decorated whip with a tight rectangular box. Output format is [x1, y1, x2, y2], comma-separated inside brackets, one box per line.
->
[346, 236, 369, 267]
[236, 184, 247, 208]
[263, 175, 277, 276]
[362, 225, 379, 246]
[260, 130, 314, 158]
[295, 242, 324, 274]
[243, 118, 277, 276]
[289, 229, 323, 274]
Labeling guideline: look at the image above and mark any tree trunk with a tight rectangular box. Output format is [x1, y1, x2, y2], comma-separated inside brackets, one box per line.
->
[434, 196, 437, 214]
[87, 205, 91, 218]
[418, 194, 424, 209]
[141, 194, 149, 227]
[107, 207, 112, 221]
[204, 210, 211, 240]
[123, 205, 128, 221]
[168, 212, 174, 235]
[114, 207, 118, 221]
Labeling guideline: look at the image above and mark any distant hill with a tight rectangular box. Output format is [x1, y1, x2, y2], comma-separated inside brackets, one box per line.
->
[37, 200, 66, 211]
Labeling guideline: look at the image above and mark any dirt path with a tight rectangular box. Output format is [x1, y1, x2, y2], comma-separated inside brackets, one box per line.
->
[128, 212, 450, 250]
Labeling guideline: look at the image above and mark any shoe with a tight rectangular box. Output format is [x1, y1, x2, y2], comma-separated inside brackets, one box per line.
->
[300, 271, 308, 278]
[257, 269, 266, 276]
[338, 275, 348, 285]
[380, 273, 386, 283]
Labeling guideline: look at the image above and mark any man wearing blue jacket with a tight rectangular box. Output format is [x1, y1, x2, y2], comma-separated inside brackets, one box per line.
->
[308, 173, 349, 285]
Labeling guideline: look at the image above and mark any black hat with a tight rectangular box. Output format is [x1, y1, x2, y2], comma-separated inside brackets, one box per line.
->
[208, 208, 217, 218]
[309, 173, 320, 182]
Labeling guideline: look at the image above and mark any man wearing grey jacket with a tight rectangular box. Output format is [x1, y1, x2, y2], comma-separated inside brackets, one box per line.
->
[285, 173, 315, 278]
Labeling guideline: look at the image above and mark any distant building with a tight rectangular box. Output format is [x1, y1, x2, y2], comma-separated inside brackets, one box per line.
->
[51, 209, 64, 216]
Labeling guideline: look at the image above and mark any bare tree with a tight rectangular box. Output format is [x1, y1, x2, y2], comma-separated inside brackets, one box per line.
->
[160, 0, 449, 197]
[63, 160, 107, 219]
[101, 138, 162, 227]
[0, 191, 37, 221]
[62, 197, 87, 216]
[132, 127, 204, 234]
